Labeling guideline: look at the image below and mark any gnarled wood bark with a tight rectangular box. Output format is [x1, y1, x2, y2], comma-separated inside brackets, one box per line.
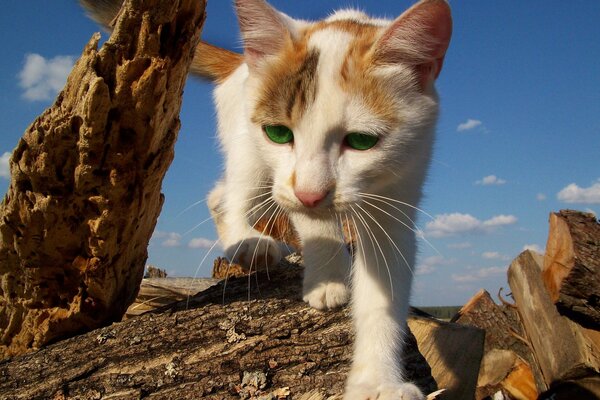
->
[0, 0, 205, 358]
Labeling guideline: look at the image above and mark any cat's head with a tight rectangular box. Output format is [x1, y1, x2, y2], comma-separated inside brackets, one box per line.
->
[238, 0, 452, 216]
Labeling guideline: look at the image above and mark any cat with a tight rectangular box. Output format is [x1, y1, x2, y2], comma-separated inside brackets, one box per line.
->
[82, 1, 452, 398]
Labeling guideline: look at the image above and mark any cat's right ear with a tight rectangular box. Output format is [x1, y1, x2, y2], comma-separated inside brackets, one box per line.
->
[234, 0, 298, 68]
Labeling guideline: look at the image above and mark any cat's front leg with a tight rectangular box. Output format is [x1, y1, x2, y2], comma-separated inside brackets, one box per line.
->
[208, 176, 290, 270]
[291, 214, 350, 310]
[344, 225, 423, 400]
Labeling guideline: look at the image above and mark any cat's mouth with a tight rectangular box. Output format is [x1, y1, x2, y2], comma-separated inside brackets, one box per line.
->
[272, 190, 360, 219]
[273, 192, 338, 217]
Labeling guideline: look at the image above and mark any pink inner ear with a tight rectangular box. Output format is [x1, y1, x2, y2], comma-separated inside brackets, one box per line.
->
[375, 0, 452, 82]
[235, 0, 292, 67]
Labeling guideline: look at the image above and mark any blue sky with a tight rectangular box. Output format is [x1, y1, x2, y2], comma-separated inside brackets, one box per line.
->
[1, 1, 599, 306]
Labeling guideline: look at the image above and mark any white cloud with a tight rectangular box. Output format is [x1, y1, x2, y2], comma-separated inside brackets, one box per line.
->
[0, 152, 11, 179]
[188, 237, 217, 249]
[425, 213, 517, 238]
[476, 175, 507, 186]
[523, 244, 544, 254]
[19, 53, 75, 101]
[536, 193, 547, 201]
[457, 119, 482, 132]
[447, 242, 472, 250]
[151, 230, 182, 248]
[416, 255, 455, 275]
[483, 214, 518, 227]
[452, 266, 506, 283]
[482, 251, 510, 261]
[557, 180, 600, 204]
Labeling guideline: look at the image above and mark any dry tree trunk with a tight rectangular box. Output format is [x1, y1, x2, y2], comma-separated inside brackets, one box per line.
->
[0, 0, 205, 358]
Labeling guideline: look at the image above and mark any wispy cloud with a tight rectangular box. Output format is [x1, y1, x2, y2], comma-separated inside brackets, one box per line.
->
[452, 266, 506, 283]
[425, 213, 517, 238]
[0, 152, 10, 179]
[482, 251, 510, 261]
[557, 179, 600, 204]
[416, 255, 455, 275]
[536, 193, 547, 201]
[523, 244, 544, 254]
[457, 119, 482, 132]
[151, 230, 182, 248]
[447, 242, 472, 250]
[18, 53, 75, 101]
[476, 175, 507, 186]
[188, 237, 217, 249]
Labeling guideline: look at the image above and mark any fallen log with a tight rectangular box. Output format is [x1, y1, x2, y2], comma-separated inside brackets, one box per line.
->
[542, 210, 600, 329]
[0, 0, 205, 358]
[508, 250, 600, 386]
[0, 259, 440, 399]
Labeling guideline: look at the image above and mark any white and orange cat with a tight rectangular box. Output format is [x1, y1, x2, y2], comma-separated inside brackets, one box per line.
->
[83, 0, 451, 398]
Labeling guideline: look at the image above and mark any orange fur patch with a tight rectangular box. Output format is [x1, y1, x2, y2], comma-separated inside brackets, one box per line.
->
[252, 18, 403, 131]
[191, 41, 244, 83]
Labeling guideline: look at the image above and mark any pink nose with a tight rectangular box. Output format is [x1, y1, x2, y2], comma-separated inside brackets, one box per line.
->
[295, 190, 328, 208]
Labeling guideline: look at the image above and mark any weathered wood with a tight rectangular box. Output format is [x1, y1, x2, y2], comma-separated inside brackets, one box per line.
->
[0, 260, 438, 399]
[0, 0, 205, 358]
[476, 349, 538, 400]
[452, 289, 546, 396]
[125, 277, 219, 318]
[407, 315, 484, 400]
[508, 250, 600, 386]
[542, 210, 600, 329]
[538, 375, 600, 399]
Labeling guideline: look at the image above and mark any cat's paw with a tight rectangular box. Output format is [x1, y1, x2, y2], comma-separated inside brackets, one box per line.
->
[303, 280, 349, 310]
[343, 382, 424, 400]
[225, 234, 288, 270]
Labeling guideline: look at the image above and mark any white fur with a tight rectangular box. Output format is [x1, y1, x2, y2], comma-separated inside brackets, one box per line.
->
[209, 2, 446, 399]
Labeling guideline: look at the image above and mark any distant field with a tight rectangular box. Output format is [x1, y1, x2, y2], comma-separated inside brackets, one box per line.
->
[418, 306, 462, 321]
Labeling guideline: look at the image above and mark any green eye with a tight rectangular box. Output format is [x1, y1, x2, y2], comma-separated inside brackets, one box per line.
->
[345, 132, 379, 150]
[264, 125, 294, 144]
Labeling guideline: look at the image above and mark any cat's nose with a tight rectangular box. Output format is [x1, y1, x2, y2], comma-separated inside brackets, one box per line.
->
[295, 190, 328, 208]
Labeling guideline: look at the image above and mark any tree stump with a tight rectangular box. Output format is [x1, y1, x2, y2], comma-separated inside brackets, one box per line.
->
[542, 210, 600, 329]
[0, 0, 205, 358]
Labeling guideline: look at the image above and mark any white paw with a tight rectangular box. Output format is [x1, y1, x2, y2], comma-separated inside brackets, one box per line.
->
[344, 382, 424, 400]
[225, 235, 287, 269]
[303, 280, 349, 310]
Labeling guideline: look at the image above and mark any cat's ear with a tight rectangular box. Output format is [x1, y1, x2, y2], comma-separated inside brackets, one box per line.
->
[373, 0, 452, 88]
[234, 0, 298, 67]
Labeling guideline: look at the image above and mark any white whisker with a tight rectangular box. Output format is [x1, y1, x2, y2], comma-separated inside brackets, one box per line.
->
[361, 198, 441, 257]
[187, 237, 222, 309]
[353, 205, 396, 300]
[358, 192, 435, 221]
[356, 203, 413, 279]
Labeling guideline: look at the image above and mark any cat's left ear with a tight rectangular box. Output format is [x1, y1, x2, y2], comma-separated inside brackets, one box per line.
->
[374, 0, 452, 89]
[234, 0, 300, 68]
